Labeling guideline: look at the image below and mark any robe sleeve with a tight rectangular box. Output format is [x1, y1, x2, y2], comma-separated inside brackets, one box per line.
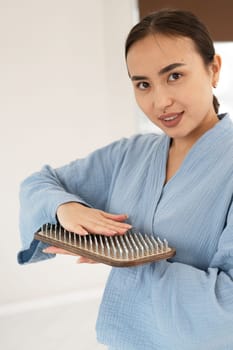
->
[18, 138, 128, 265]
[150, 200, 233, 347]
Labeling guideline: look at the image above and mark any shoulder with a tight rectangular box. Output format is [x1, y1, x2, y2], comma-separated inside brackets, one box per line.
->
[110, 133, 167, 169]
[94, 132, 165, 158]
[92, 132, 165, 170]
[118, 132, 165, 154]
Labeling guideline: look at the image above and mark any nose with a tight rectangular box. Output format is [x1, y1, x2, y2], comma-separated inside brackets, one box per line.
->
[152, 86, 173, 113]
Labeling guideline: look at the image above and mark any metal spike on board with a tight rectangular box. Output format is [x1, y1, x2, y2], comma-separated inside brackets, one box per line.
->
[35, 224, 176, 267]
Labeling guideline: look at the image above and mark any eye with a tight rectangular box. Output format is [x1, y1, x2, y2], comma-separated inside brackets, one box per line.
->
[136, 81, 150, 90]
[168, 72, 182, 81]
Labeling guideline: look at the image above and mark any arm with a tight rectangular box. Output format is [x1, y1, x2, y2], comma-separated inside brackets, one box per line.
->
[149, 204, 233, 348]
[18, 138, 131, 264]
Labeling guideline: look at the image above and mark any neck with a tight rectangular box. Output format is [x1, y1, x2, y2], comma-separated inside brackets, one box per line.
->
[170, 113, 219, 154]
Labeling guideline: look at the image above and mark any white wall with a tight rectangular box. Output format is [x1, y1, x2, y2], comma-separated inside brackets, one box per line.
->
[0, 0, 137, 307]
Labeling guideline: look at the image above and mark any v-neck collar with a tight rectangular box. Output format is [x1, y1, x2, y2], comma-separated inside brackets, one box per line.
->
[162, 113, 232, 190]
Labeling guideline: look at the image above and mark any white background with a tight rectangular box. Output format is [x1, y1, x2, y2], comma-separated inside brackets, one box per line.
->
[0, 0, 137, 349]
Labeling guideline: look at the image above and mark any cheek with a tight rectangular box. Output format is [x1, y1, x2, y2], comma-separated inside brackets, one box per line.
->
[180, 76, 213, 109]
[192, 71, 213, 96]
[191, 84, 213, 112]
[135, 93, 151, 114]
[135, 95, 161, 126]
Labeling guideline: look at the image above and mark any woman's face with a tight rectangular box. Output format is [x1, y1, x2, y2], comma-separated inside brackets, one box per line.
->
[126, 34, 221, 142]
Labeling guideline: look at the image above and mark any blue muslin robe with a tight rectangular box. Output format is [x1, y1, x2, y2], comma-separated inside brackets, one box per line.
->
[18, 114, 233, 349]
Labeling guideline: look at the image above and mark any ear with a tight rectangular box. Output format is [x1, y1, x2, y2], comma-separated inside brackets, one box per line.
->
[210, 54, 221, 88]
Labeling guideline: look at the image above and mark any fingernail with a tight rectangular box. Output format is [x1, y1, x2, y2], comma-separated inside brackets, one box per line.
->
[74, 232, 88, 236]
[78, 231, 89, 236]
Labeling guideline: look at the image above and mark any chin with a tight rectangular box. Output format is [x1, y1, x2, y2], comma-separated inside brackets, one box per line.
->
[165, 129, 190, 140]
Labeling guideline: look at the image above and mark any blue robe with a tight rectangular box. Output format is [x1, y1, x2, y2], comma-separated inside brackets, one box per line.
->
[18, 114, 233, 349]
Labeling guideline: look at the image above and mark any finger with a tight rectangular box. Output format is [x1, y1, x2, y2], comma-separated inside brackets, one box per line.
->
[70, 222, 117, 236]
[102, 220, 132, 231]
[81, 224, 122, 236]
[102, 212, 129, 221]
[63, 224, 89, 236]
[76, 257, 98, 264]
[60, 220, 122, 237]
[101, 219, 132, 230]
[65, 219, 131, 236]
[91, 221, 132, 235]
[87, 216, 132, 233]
[43, 246, 77, 256]
[99, 214, 132, 227]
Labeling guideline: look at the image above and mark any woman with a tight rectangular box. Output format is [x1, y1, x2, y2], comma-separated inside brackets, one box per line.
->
[18, 9, 233, 350]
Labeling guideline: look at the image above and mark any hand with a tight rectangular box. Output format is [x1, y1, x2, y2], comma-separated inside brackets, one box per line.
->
[43, 202, 132, 263]
[43, 246, 97, 264]
[56, 202, 132, 236]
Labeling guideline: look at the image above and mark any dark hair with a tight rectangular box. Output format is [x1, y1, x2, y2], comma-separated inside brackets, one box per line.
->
[125, 9, 219, 113]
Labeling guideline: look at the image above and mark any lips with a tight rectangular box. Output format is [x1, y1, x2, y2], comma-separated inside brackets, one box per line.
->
[159, 111, 184, 128]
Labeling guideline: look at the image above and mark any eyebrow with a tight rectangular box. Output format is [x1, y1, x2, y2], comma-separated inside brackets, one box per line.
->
[130, 63, 186, 81]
